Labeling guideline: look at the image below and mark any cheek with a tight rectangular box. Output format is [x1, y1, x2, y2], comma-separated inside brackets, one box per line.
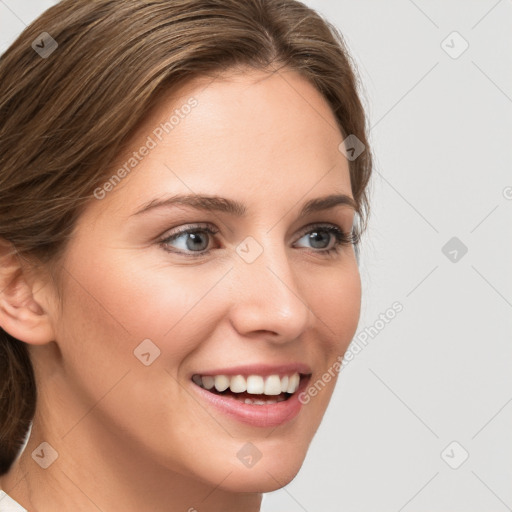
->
[61, 241, 360, 345]
[302, 262, 360, 408]
[61, 249, 361, 373]
[52, 256, 208, 452]
[60, 251, 229, 367]
[50, 247, 361, 479]
[310, 261, 361, 355]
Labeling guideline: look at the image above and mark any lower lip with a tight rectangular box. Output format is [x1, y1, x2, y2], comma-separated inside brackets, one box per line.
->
[191, 376, 311, 428]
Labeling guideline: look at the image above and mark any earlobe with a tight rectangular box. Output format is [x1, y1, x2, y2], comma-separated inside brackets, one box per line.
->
[0, 241, 56, 346]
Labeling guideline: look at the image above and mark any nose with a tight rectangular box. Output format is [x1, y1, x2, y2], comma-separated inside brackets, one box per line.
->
[227, 237, 314, 344]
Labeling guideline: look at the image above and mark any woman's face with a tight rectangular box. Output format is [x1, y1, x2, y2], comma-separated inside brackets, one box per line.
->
[43, 67, 361, 492]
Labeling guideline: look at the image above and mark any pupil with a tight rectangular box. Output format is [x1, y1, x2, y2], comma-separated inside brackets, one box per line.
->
[187, 232, 208, 251]
[310, 231, 328, 249]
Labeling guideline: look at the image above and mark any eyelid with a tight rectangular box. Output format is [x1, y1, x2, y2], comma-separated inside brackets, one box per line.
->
[159, 221, 348, 241]
[297, 221, 343, 235]
[157, 222, 218, 240]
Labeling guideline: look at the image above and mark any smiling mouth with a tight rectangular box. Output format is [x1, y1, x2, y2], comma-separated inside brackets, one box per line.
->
[191, 372, 311, 405]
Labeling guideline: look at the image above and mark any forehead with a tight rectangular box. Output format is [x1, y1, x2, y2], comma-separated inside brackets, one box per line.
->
[92, 67, 352, 218]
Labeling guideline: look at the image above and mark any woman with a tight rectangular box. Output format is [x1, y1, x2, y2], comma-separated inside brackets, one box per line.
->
[0, 0, 372, 510]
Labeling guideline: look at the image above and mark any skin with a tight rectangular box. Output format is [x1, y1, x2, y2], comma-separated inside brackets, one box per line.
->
[0, 66, 361, 511]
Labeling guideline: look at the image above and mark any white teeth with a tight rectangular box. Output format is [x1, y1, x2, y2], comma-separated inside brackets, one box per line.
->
[214, 375, 230, 392]
[264, 375, 283, 396]
[280, 375, 289, 393]
[230, 375, 246, 393]
[246, 375, 264, 394]
[194, 372, 303, 396]
[286, 373, 300, 394]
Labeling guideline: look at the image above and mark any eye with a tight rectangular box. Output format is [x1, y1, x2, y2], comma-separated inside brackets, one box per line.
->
[159, 224, 219, 256]
[158, 223, 358, 258]
[294, 224, 356, 256]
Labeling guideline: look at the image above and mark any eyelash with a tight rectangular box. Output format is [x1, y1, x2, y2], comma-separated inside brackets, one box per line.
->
[158, 223, 359, 259]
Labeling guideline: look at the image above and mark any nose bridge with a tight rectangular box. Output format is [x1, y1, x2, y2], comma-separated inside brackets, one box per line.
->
[229, 234, 312, 339]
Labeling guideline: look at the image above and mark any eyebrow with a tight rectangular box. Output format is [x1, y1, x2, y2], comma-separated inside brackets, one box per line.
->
[130, 193, 357, 218]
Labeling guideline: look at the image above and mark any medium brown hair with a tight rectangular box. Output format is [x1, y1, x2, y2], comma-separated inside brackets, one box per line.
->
[0, 0, 372, 475]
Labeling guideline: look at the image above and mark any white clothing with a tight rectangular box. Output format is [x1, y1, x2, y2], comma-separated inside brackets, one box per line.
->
[0, 491, 27, 511]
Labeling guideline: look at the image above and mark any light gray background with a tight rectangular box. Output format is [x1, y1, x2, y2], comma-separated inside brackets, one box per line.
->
[1, 1, 511, 511]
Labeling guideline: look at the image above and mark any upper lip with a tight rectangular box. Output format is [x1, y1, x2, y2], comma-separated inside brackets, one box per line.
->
[191, 362, 312, 378]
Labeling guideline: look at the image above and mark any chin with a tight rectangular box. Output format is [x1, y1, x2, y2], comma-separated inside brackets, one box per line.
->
[220, 463, 304, 493]
[193, 448, 307, 493]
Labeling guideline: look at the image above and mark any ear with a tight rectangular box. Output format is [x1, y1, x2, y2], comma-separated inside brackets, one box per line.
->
[0, 239, 56, 345]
